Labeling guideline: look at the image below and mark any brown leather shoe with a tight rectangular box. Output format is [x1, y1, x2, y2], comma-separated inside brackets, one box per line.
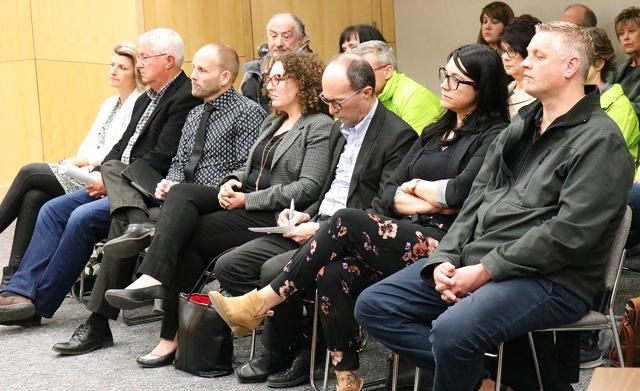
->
[335, 370, 364, 391]
[0, 294, 35, 322]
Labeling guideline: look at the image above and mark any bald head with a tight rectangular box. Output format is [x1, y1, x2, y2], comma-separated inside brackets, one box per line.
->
[561, 4, 597, 27]
[322, 54, 376, 126]
[191, 43, 239, 101]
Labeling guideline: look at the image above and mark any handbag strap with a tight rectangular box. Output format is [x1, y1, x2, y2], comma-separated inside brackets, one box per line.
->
[187, 247, 237, 295]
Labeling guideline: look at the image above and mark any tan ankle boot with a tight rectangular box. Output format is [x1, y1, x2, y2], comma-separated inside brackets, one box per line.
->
[208, 289, 273, 336]
[335, 370, 363, 391]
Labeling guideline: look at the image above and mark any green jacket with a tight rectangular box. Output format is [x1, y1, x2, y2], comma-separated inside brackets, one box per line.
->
[601, 83, 640, 175]
[378, 70, 444, 135]
[611, 58, 640, 118]
[422, 89, 634, 304]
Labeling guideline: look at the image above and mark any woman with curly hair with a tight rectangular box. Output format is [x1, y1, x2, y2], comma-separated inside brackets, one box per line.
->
[211, 44, 509, 390]
[102, 51, 333, 367]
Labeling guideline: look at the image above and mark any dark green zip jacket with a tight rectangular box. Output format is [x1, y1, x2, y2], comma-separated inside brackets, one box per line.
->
[422, 88, 634, 304]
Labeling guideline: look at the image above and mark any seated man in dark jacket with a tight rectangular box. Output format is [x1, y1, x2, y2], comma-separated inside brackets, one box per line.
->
[0, 28, 201, 326]
[356, 21, 635, 390]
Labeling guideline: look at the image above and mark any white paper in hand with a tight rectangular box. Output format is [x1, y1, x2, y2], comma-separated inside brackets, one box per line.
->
[248, 225, 294, 234]
[59, 164, 99, 184]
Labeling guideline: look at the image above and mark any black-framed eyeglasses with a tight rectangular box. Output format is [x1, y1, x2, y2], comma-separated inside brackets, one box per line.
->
[263, 74, 288, 87]
[137, 53, 168, 63]
[502, 47, 521, 59]
[438, 67, 478, 90]
[319, 88, 363, 111]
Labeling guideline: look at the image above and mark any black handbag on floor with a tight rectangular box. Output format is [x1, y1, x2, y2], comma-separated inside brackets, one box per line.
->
[174, 258, 233, 377]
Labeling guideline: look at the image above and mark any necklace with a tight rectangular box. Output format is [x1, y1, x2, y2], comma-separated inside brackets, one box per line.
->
[255, 130, 287, 190]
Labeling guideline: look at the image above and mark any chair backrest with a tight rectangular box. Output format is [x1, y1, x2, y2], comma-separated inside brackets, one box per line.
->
[603, 206, 632, 290]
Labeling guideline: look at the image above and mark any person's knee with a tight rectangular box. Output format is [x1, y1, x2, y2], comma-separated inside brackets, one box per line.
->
[331, 208, 364, 225]
[213, 253, 234, 286]
[430, 313, 474, 358]
[19, 162, 47, 178]
[354, 284, 381, 328]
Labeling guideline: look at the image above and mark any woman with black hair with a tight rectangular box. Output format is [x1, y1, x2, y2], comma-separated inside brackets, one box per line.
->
[499, 14, 541, 118]
[210, 44, 509, 390]
[339, 24, 386, 53]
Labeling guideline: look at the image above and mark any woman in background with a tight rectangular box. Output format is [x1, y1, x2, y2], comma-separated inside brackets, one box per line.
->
[339, 24, 386, 53]
[0, 41, 144, 287]
[477, 1, 514, 50]
[499, 14, 540, 118]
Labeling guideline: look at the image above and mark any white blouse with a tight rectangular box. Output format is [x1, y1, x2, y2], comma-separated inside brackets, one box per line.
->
[75, 88, 144, 167]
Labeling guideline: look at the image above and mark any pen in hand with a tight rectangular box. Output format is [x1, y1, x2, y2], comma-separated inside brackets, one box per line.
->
[288, 198, 295, 226]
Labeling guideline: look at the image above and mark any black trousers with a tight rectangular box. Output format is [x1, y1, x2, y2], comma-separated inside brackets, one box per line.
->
[88, 177, 276, 339]
[0, 163, 64, 267]
[215, 235, 304, 355]
[86, 160, 157, 318]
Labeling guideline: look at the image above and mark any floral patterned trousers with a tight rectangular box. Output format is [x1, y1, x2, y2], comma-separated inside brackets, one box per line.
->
[269, 208, 444, 370]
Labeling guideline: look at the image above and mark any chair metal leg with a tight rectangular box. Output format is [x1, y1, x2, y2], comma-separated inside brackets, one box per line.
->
[310, 290, 329, 391]
[495, 343, 504, 391]
[390, 353, 400, 391]
[413, 367, 421, 391]
[249, 329, 257, 361]
[527, 333, 543, 390]
[609, 307, 625, 367]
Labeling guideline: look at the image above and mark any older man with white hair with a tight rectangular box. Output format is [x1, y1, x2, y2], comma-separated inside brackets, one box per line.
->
[0, 28, 201, 332]
[352, 40, 443, 134]
[241, 12, 311, 111]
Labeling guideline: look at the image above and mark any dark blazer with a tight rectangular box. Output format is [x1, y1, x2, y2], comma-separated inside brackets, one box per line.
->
[227, 112, 333, 213]
[304, 101, 417, 217]
[102, 71, 202, 176]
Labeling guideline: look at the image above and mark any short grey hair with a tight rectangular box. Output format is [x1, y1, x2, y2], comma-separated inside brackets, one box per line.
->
[350, 40, 397, 69]
[535, 21, 593, 81]
[138, 28, 184, 67]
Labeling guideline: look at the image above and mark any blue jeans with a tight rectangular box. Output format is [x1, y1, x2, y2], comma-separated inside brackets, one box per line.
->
[3, 189, 111, 317]
[627, 183, 640, 246]
[354, 260, 587, 391]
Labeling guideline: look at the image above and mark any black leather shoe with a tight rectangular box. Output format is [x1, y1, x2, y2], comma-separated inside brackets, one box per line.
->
[136, 350, 176, 368]
[52, 323, 114, 355]
[0, 314, 42, 327]
[267, 349, 312, 388]
[103, 223, 155, 258]
[105, 284, 168, 310]
[236, 351, 294, 383]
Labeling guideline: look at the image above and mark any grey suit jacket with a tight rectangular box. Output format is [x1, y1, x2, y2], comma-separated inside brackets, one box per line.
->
[227, 112, 333, 212]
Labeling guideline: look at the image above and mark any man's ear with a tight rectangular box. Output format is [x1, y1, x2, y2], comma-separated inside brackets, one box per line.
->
[383, 64, 394, 81]
[564, 56, 580, 79]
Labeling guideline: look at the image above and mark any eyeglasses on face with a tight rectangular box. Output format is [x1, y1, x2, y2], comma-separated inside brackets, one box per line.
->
[263, 74, 288, 87]
[319, 88, 364, 111]
[438, 67, 478, 90]
[137, 53, 168, 64]
[502, 47, 521, 59]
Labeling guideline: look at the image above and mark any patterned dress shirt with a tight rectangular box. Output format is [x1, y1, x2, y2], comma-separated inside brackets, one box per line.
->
[121, 72, 181, 164]
[318, 100, 378, 216]
[166, 88, 267, 186]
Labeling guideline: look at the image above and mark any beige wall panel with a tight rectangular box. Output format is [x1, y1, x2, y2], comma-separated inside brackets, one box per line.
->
[0, 61, 42, 188]
[36, 60, 115, 162]
[141, 0, 248, 62]
[249, 0, 386, 63]
[31, 0, 139, 63]
[0, 0, 34, 61]
[395, 0, 635, 93]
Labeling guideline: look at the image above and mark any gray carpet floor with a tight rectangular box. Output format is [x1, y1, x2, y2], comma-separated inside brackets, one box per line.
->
[2, 220, 639, 390]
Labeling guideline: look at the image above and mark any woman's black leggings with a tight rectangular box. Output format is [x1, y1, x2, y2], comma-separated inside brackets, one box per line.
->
[0, 163, 65, 266]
